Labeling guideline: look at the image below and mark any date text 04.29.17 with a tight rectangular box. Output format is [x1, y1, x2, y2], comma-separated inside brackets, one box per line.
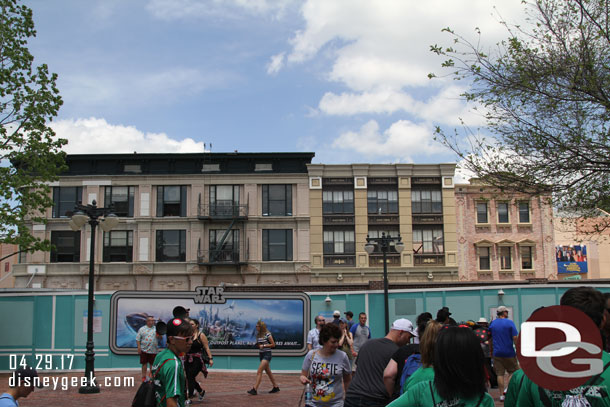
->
[10, 354, 75, 371]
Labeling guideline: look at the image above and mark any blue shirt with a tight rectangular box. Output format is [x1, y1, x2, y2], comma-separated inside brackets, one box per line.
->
[489, 317, 518, 357]
[0, 393, 17, 407]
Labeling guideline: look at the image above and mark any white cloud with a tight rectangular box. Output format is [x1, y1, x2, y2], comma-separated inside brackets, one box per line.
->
[284, 0, 524, 91]
[146, 0, 295, 20]
[51, 118, 204, 154]
[60, 68, 235, 108]
[266, 53, 286, 75]
[318, 86, 486, 127]
[331, 120, 446, 162]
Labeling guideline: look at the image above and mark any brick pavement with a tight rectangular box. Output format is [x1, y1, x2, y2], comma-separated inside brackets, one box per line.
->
[0, 370, 506, 406]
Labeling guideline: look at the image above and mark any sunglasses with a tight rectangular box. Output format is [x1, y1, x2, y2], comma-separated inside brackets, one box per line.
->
[172, 336, 193, 343]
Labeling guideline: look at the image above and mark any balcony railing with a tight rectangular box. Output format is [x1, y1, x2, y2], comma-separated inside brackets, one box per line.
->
[197, 249, 247, 265]
[198, 204, 248, 220]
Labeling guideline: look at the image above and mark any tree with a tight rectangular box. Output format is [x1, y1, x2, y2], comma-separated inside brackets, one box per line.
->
[430, 0, 610, 227]
[0, 0, 66, 256]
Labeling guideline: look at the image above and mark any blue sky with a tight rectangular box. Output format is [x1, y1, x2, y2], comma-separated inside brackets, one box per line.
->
[25, 0, 525, 166]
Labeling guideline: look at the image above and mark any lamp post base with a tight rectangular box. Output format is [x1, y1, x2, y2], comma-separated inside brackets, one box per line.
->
[78, 385, 100, 394]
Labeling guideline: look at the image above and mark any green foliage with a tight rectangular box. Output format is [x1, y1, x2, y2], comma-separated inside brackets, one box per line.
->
[0, 0, 66, 252]
[430, 0, 610, 220]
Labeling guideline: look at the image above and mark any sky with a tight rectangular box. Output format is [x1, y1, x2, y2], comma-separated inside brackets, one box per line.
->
[24, 0, 527, 167]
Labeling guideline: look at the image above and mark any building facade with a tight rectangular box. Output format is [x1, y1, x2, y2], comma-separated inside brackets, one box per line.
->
[13, 153, 314, 290]
[455, 179, 556, 281]
[0, 243, 19, 288]
[554, 213, 610, 280]
[308, 163, 460, 284]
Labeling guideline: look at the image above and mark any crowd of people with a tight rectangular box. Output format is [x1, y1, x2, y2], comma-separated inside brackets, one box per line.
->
[300, 287, 610, 407]
[4, 287, 610, 407]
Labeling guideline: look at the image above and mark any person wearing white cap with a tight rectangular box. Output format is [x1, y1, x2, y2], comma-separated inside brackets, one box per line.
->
[489, 306, 518, 401]
[332, 310, 341, 326]
[344, 318, 417, 407]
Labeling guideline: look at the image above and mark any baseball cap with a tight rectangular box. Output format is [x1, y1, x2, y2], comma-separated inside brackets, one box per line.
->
[477, 317, 488, 323]
[344, 311, 353, 318]
[12, 367, 42, 388]
[333, 310, 341, 317]
[391, 318, 418, 337]
[339, 317, 348, 324]
[497, 306, 509, 314]
[172, 306, 190, 318]
[441, 306, 452, 315]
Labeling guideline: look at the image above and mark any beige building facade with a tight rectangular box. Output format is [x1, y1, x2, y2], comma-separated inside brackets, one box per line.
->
[13, 153, 314, 290]
[455, 179, 556, 281]
[308, 163, 459, 284]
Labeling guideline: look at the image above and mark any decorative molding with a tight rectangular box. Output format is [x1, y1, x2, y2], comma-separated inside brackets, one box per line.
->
[354, 176, 367, 189]
[309, 177, 322, 189]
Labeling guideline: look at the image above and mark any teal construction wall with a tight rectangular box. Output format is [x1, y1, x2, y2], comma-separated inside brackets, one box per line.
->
[1, 284, 609, 372]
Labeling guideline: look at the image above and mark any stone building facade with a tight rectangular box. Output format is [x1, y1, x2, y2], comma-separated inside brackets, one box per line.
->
[308, 163, 460, 284]
[455, 179, 556, 281]
[13, 153, 314, 290]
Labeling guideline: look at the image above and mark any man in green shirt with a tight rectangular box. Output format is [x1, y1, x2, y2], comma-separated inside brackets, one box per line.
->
[153, 317, 193, 407]
[516, 287, 610, 406]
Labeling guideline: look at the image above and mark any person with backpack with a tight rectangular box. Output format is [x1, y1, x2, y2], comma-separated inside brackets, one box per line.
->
[383, 313, 431, 399]
[153, 317, 193, 407]
[387, 326, 494, 407]
[401, 320, 442, 394]
[516, 287, 610, 407]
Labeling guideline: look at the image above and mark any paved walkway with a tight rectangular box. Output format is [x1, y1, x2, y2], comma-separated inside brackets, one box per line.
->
[0, 370, 506, 406]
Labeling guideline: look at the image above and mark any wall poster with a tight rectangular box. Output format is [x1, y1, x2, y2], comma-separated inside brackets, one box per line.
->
[110, 288, 310, 356]
[556, 245, 588, 274]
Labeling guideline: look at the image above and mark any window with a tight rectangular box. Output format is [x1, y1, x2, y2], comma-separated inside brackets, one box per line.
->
[478, 247, 491, 270]
[323, 190, 354, 214]
[500, 246, 512, 270]
[521, 246, 533, 270]
[105, 186, 134, 217]
[497, 202, 510, 223]
[156, 186, 186, 217]
[412, 190, 442, 213]
[103, 231, 133, 262]
[476, 202, 489, 224]
[262, 230, 293, 261]
[52, 187, 83, 218]
[209, 230, 239, 262]
[50, 231, 81, 262]
[519, 202, 530, 223]
[262, 185, 292, 216]
[368, 228, 400, 253]
[209, 185, 239, 216]
[368, 189, 398, 214]
[156, 230, 186, 262]
[323, 230, 355, 254]
[412, 228, 444, 254]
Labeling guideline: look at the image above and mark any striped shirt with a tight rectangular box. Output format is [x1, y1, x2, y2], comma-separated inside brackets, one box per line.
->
[258, 331, 272, 354]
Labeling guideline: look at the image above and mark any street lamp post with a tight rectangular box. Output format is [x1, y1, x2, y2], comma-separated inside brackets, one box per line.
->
[364, 233, 405, 334]
[69, 200, 119, 394]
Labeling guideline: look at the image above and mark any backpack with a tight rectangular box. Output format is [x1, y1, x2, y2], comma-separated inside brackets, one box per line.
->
[132, 359, 173, 407]
[400, 353, 422, 394]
